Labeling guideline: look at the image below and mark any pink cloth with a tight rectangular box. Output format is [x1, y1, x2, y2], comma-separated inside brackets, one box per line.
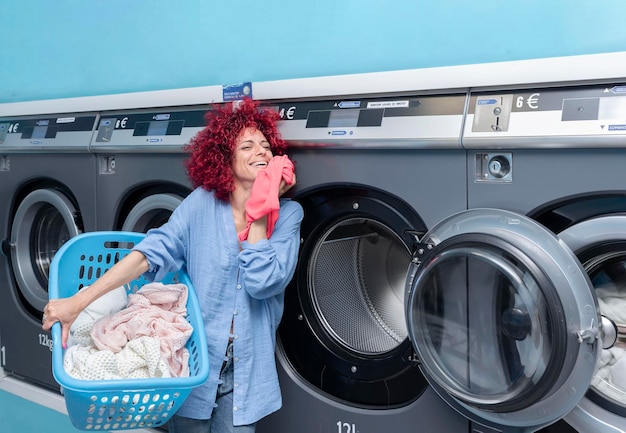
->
[90, 282, 193, 377]
[238, 155, 295, 242]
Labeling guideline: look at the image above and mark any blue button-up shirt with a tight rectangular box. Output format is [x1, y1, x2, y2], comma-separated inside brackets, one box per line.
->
[133, 187, 303, 425]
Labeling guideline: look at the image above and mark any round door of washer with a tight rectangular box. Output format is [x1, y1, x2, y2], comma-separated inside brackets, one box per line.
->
[405, 208, 601, 432]
[121, 193, 185, 232]
[10, 188, 82, 312]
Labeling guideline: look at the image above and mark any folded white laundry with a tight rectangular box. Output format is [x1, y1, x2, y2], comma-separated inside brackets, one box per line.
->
[64, 335, 171, 380]
[67, 285, 128, 347]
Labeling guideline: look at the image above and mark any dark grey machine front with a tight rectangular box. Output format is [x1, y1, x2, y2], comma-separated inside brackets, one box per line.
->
[257, 94, 471, 433]
[90, 107, 206, 232]
[257, 83, 626, 433]
[2, 82, 623, 432]
[455, 82, 626, 432]
[0, 113, 97, 390]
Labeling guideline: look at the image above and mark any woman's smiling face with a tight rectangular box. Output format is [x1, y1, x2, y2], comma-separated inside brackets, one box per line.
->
[231, 127, 273, 188]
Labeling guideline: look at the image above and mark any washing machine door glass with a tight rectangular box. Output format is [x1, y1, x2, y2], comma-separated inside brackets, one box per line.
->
[405, 208, 600, 432]
[10, 188, 81, 312]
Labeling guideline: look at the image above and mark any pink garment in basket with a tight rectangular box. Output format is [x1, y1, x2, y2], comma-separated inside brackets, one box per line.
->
[237, 155, 294, 242]
[90, 282, 192, 377]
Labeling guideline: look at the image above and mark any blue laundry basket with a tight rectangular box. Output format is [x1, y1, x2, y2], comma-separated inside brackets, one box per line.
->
[48, 231, 209, 430]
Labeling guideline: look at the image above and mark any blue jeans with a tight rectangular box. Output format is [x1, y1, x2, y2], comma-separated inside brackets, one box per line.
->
[169, 342, 256, 433]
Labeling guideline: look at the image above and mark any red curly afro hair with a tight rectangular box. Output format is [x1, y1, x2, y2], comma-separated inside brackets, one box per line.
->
[184, 97, 287, 202]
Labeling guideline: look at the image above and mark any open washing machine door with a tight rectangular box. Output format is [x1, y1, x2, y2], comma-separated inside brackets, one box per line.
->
[405, 208, 607, 432]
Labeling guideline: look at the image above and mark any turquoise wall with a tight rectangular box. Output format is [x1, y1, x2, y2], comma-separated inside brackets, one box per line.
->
[1, 0, 626, 103]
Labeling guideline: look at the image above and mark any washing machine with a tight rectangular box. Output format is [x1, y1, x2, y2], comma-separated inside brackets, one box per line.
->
[90, 106, 207, 233]
[412, 81, 626, 432]
[256, 93, 471, 432]
[0, 113, 98, 390]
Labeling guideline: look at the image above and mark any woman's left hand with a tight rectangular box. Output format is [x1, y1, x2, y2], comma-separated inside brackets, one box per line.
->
[279, 173, 296, 196]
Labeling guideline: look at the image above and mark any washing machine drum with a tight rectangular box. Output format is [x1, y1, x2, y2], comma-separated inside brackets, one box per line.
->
[10, 188, 82, 312]
[279, 188, 429, 407]
[405, 208, 602, 432]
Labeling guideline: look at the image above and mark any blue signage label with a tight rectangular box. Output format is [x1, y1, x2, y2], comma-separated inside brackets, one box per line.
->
[223, 82, 253, 102]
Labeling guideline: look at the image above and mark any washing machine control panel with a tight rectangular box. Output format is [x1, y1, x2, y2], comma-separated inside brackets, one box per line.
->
[272, 94, 466, 148]
[90, 107, 207, 152]
[0, 114, 97, 151]
[464, 83, 626, 148]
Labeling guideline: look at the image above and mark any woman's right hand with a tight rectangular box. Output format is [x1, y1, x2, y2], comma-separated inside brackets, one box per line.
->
[42, 295, 86, 349]
[42, 250, 150, 349]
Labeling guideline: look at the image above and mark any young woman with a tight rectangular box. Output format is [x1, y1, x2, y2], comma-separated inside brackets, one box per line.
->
[42, 98, 304, 433]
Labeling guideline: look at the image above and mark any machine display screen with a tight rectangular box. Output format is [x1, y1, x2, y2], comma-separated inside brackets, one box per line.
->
[21, 125, 58, 139]
[328, 110, 359, 127]
[32, 125, 48, 138]
[15, 116, 95, 140]
[133, 120, 185, 136]
[306, 108, 384, 128]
